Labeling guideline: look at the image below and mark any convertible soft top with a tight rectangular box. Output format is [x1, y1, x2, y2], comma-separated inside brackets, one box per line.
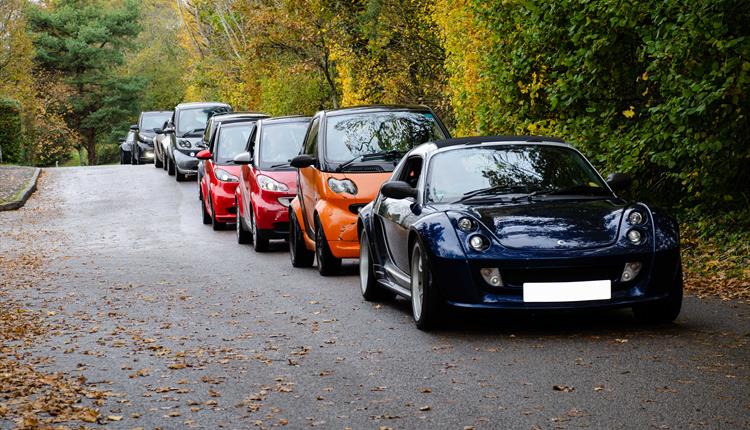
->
[432, 135, 565, 148]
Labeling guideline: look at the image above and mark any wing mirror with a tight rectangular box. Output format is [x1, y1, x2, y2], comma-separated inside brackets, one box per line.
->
[233, 151, 252, 165]
[196, 149, 212, 160]
[118, 138, 126, 143]
[606, 172, 632, 193]
[129, 124, 138, 131]
[153, 127, 163, 134]
[381, 181, 418, 200]
[290, 154, 317, 168]
[162, 125, 175, 134]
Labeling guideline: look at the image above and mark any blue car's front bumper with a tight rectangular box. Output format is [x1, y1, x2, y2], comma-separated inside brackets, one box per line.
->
[429, 249, 680, 310]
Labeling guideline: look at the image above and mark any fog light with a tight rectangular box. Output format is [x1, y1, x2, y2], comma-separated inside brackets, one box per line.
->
[628, 210, 644, 225]
[480, 268, 503, 287]
[620, 261, 643, 282]
[457, 217, 475, 232]
[626, 229, 642, 244]
[469, 235, 489, 251]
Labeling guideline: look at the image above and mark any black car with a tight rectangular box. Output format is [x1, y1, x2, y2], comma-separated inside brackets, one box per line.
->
[129, 111, 172, 165]
[197, 112, 269, 199]
[154, 102, 232, 181]
[119, 130, 136, 164]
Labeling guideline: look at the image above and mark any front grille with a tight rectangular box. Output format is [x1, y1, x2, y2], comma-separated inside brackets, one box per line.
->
[501, 265, 622, 286]
[349, 204, 366, 214]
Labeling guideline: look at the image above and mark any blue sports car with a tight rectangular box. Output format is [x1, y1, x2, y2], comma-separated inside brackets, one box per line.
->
[357, 136, 682, 330]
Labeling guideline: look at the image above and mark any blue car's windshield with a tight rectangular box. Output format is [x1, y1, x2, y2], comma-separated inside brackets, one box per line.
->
[426, 145, 610, 203]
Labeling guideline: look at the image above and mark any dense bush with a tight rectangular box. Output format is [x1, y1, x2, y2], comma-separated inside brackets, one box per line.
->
[0, 98, 25, 164]
[445, 0, 749, 215]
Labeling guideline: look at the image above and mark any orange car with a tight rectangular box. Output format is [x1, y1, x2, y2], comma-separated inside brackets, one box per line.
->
[289, 105, 450, 275]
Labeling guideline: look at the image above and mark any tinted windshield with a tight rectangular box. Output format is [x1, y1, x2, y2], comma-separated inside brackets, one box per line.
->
[215, 123, 253, 164]
[140, 113, 171, 131]
[258, 121, 309, 169]
[178, 107, 225, 136]
[325, 111, 445, 162]
[426, 145, 609, 203]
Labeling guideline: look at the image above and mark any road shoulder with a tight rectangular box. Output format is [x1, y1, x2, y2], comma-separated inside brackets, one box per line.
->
[0, 166, 41, 211]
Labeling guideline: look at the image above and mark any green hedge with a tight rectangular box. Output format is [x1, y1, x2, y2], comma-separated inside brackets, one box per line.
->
[0, 98, 24, 164]
[461, 0, 749, 213]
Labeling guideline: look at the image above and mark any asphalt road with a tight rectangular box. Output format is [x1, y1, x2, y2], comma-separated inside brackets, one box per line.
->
[1, 165, 748, 429]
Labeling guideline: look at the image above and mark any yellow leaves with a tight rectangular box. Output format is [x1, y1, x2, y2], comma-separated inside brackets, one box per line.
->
[78, 408, 99, 423]
[622, 106, 636, 118]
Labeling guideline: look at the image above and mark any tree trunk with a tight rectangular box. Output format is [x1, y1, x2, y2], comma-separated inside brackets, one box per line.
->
[85, 128, 96, 166]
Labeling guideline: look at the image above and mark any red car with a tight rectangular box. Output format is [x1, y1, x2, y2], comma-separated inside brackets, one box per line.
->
[196, 120, 257, 230]
[234, 116, 311, 251]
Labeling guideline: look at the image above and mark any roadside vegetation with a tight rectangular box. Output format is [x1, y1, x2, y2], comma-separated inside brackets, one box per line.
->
[0, 0, 747, 298]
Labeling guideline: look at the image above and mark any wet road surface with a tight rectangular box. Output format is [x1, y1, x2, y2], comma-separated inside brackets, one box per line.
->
[1, 165, 748, 429]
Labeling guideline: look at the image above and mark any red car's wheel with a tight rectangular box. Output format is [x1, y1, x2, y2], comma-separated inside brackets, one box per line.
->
[236, 199, 251, 244]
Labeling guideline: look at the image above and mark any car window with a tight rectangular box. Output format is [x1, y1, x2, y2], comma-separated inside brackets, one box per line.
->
[257, 121, 309, 169]
[303, 117, 320, 156]
[214, 123, 254, 165]
[140, 113, 171, 131]
[397, 156, 423, 189]
[177, 107, 225, 137]
[426, 145, 610, 203]
[325, 111, 445, 162]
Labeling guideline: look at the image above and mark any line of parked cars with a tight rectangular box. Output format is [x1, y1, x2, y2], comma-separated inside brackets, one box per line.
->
[126, 101, 684, 330]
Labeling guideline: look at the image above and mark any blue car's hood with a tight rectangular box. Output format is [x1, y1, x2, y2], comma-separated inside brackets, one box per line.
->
[470, 199, 625, 251]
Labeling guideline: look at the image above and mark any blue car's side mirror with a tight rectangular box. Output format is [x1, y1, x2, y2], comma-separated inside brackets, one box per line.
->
[606, 172, 632, 193]
[381, 181, 417, 200]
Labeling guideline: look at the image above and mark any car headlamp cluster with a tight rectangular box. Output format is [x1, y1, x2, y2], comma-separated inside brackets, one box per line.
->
[214, 167, 238, 182]
[469, 235, 490, 251]
[457, 217, 476, 232]
[625, 209, 646, 244]
[258, 175, 289, 192]
[177, 138, 192, 149]
[328, 178, 358, 195]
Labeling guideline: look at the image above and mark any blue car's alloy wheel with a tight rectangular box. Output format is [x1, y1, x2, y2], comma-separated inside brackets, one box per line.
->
[410, 241, 441, 330]
[359, 230, 392, 301]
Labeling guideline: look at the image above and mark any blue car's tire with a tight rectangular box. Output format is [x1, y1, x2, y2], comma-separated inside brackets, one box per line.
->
[410, 239, 442, 330]
[359, 230, 392, 301]
[633, 270, 683, 323]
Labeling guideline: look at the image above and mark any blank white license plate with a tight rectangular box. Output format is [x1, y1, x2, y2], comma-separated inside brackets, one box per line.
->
[523, 280, 611, 303]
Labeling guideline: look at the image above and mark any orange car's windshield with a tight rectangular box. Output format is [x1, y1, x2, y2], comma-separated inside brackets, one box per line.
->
[325, 111, 445, 162]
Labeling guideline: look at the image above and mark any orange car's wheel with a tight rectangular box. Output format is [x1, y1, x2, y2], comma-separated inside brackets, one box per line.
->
[315, 215, 341, 276]
[289, 211, 314, 267]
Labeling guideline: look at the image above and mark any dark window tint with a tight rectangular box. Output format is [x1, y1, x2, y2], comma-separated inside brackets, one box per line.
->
[303, 117, 320, 156]
[426, 145, 609, 203]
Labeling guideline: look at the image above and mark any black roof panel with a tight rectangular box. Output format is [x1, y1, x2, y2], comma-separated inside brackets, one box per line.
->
[433, 135, 566, 148]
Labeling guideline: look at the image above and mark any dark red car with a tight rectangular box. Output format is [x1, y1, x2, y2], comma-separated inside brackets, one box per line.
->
[234, 116, 311, 251]
[196, 120, 256, 230]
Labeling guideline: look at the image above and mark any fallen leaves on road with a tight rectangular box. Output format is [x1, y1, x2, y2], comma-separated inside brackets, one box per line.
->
[553, 385, 575, 392]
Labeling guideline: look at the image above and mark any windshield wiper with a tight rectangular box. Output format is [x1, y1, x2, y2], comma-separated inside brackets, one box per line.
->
[511, 185, 611, 202]
[268, 161, 291, 169]
[183, 127, 205, 136]
[457, 185, 515, 203]
[336, 150, 405, 172]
